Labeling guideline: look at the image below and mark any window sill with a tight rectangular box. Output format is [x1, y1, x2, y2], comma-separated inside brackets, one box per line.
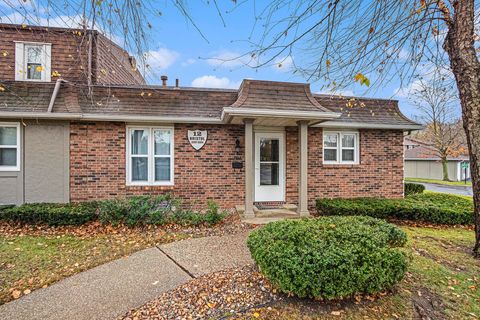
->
[126, 182, 174, 187]
[15, 79, 50, 83]
[0, 167, 20, 172]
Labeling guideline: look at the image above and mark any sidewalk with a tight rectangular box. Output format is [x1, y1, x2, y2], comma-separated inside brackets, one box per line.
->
[0, 231, 252, 320]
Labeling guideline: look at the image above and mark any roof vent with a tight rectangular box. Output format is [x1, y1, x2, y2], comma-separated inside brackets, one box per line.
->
[161, 75, 168, 87]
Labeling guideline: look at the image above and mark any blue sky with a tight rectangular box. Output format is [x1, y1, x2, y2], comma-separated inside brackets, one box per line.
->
[0, 0, 462, 119]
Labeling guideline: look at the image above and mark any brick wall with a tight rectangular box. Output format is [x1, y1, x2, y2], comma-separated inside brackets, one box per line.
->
[70, 122, 245, 208]
[70, 122, 403, 210]
[285, 127, 404, 210]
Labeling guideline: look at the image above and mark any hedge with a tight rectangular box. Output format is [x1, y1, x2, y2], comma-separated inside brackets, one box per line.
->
[316, 193, 473, 225]
[404, 182, 425, 196]
[0, 202, 98, 226]
[247, 216, 408, 299]
[0, 196, 226, 227]
[98, 195, 226, 227]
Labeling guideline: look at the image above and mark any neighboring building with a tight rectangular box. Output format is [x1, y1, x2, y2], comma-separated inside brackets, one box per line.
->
[0, 23, 423, 216]
[404, 137, 471, 182]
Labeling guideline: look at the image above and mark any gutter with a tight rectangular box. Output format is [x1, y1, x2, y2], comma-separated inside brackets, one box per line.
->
[221, 107, 341, 123]
[315, 121, 425, 130]
[47, 79, 67, 113]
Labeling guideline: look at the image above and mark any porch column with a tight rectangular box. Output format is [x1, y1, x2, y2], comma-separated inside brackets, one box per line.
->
[244, 118, 255, 217]
[297, 120, 310, 216]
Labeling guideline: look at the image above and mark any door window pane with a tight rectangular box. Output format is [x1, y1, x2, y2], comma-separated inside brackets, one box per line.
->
[324, 149, 337, 161]
[324, 134, 338, 148]
[131, 157, 148, 181]
[0, 127, 17, 145]
[260, 139, 279, 162]
[154, 130, 171, 155]
[131, 130, 148, 155]
[342, 134, 355, 148]
[0, 148, 17, 166]
[342, 149, 355, 162]
[155, 158, 171, 181]
[260, 163, 279, 185]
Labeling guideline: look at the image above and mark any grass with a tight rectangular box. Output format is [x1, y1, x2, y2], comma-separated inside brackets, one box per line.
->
[0, 226, 189, 305]
[240, 225, 480, 320]
[406, 177, 472, 187]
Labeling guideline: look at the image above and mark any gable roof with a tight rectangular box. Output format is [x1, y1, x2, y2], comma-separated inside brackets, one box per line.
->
[0, 79, 423, 129]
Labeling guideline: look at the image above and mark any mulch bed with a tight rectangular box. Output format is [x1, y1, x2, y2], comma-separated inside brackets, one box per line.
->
[121, 264, 282, 320]
[0, 211, 255, 240]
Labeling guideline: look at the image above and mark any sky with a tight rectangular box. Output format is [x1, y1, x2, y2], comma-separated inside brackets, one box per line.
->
[0, 0, 467, 120]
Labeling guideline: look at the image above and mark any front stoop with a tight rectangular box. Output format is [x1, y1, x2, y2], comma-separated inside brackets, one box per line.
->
[236, 204, 305, 224]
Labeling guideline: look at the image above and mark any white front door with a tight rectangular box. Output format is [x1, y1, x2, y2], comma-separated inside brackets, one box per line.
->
[254, 132, 285, 202]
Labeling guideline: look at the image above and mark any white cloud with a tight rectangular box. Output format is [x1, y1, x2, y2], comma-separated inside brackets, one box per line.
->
[206, 51, 254, 68]
[181, 58, 196, 67]
[0, 11, 85, 28]
[316, 89, 355, 97]
[144, 48, 179, 70]
[191, 75, 241, 89]
[272, 56, 294, 72]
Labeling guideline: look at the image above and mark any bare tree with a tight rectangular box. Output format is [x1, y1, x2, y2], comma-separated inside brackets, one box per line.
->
[409, 69, 465, 180]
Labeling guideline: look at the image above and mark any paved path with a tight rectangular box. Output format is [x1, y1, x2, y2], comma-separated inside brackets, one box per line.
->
[421, 182, 473, 196]
[0, 232, 252, 320]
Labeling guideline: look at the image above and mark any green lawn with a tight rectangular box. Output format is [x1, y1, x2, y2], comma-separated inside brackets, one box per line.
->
[0, 227, 189, 304]
[243, 226, 480, 320]
[406, 177, 472, 187]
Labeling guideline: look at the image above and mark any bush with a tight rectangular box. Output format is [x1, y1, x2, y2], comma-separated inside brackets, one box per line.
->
[0, 202, 98, 226]
[405, 183, 425, 196]
[98, 195, 226, 227]
[316, 193, 473, 225]
[247, 216, 408, 299]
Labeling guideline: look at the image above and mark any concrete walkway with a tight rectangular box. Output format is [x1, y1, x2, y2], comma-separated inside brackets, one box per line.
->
[0, 231, 252, 320]
[421, 182, 473, 196]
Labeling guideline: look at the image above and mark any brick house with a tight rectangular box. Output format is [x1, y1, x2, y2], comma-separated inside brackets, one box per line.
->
[0, 24, 423, 215]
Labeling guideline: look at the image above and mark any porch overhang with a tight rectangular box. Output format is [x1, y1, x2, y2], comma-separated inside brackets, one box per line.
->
[221, 107, 341, 126]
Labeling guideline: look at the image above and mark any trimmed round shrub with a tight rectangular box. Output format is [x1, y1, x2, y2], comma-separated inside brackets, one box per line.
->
[405, 182, 425, 196]
[247, 216, 408, 299]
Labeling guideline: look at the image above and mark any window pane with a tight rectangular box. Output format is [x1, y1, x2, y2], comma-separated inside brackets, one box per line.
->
[27, 46, 42, 63]
[155, 158, 171, 181]
[342, 134, 355, 148]
[342, 149, 355, 162]
[0, 127, 17, 145]
[260, 163, 279, 185]
[324, 134, 338, 148]
[27, 63, 42, 80]
[154, 130, 171, 155]
[324, 149, 337, 161]
[260, 138, 279, 162]
[131, 157, 148, 181]
[0, 148, 17, 166]
[131, 130, 148, 155]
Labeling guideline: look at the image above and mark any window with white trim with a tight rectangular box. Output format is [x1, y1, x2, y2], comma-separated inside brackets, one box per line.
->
[126, 126, 174, 185]
[15, 42, 52, 82]
[323, 131, 359, 164]
[0, 123, 20, 171]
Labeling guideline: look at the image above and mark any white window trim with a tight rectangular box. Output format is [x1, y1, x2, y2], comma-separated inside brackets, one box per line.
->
[14, 41, 52, 82]
[126, 126, 174, 186]
[0, 122, 21, 171]
[323, 131, 360, 165]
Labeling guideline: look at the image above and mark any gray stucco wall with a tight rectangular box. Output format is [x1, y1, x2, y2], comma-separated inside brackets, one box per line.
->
[405, 160, 459, 181]
[0, 120, 69, 205]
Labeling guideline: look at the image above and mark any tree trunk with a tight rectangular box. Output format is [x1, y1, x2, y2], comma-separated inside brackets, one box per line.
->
[443, 0, 480, 257]
[441, 157, 450, 181]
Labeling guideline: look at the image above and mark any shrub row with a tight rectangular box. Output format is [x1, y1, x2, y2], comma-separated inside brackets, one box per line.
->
[247, 216, 408, 299]
[0, 202, 98, 226]
[98, 195, 225, 227]
[0, 195, 226, 227]
[404, 182, 425, 196]
[316, 193, 473, 225]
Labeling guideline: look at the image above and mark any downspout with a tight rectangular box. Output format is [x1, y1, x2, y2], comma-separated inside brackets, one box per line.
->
[47, 79, 66, 113]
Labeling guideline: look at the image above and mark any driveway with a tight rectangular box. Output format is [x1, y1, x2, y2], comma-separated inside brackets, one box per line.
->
[0, 231, 252, 320]
[420, 182, 473, 196]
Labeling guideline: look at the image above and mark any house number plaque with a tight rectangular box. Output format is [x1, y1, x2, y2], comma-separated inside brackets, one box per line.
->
[187, 130, 208, 150]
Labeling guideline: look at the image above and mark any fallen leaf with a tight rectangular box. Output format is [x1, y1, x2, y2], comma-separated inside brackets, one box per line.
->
[12, 290, 21, 299]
